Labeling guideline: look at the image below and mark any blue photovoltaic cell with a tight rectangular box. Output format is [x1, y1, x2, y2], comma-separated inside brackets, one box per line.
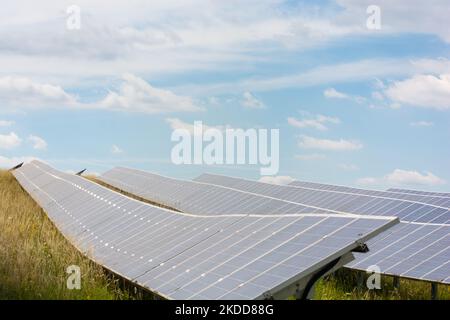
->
[12, 161, 397, 299]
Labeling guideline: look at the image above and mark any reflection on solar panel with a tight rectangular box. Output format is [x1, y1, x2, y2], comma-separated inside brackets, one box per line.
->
[13, 161, 397, 299]
[99, 167, 338, 216]
[194, 174, 450, 284]
[387, 188, 450, 198]
[289, 181, 450, 208]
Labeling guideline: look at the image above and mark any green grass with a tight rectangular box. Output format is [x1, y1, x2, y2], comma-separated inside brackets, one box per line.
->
[315, 269, 450, 300]
[1, 170, 448, 300]
[0, 170, 130, 299]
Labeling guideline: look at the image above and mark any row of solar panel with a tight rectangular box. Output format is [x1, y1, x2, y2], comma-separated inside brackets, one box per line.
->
[387, 188, 450, 198]
[194, 174, 450, 284]
[194, 174, 449, 224]
[289, 180, 450, 208]
[97, 168, 450, 284]
[99, 167, 335, 216]
[13, 161, 396, 299]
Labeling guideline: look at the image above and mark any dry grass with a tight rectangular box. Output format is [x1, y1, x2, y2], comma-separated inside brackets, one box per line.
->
[0, 170, 129, 300]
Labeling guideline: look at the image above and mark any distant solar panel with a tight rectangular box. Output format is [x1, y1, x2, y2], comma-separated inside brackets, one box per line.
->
[99, 167, 339, 216]
[13, 161, 397, 299]
[289, 181, 450, 208]
[387, 188, 450, 198]
[195, 174, 449, 224]
[194, 174, 450, 284]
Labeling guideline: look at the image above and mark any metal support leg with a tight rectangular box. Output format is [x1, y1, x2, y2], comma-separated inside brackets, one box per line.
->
[356, 271, 365, 290]
[393, 276, 400, 290]
[431, 283, 438, 300]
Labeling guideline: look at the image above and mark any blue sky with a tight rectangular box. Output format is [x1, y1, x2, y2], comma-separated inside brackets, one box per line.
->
[1, 0, 449, 191]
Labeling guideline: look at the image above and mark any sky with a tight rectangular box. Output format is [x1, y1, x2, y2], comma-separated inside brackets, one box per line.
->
[1, 0, 450, 191]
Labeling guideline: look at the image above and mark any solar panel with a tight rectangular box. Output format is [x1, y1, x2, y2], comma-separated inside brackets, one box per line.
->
[195, 174, 450, 224]
[289, 181, 450, 208]
[194, 174, 450, 284]
[348, 222, 450, 283]
[12, 161, 397, 299]
[98, 167, 339, 216]
[387, 188, 450, 198]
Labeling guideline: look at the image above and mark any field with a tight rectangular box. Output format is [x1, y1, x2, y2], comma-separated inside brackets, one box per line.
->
[0, 170, 128, 299]
[0, 170, 448, 300]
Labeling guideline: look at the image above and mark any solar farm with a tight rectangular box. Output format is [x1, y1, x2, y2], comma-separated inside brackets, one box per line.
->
[2, 160, 448, 300]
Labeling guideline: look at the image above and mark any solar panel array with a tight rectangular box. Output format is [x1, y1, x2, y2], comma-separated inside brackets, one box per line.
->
[194, 174, 450, 284]
[387, 188, 450, 198]
[99, 167, 337, 216]
[289, 180, 450, 208]
[13, 161, 396, 299]
[195, 174, 449, 224]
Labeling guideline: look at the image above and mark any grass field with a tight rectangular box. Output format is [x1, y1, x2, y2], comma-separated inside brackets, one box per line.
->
[0, 170, 129, 299]
[0, 170, 448, 300]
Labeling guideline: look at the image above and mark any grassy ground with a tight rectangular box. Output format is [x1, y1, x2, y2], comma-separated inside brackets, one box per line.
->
[1, 170, 448, 300]
[0, 170, 130, 299]
[315, 269, 450, 300]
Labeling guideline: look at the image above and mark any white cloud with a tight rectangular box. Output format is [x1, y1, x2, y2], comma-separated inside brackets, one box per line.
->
[0, 120, 14, 127]
[323, 87, 365, 104]
[371, 91, 384, 101]
[0, 1, 362, 84]
[240, 91, 265, 109]
[386, 169, 445, 186]
[176, 58, 448, 96]
[1, 1, 450, 90]
[324, 88, 348, 99]
[0, 132, 21, 149]
[111, 145, 123, 154]
[357, 169, 446, 187]
[410, 121, 434, 127]
[166, 118, 231, 135]
[100, 73, 202, 114]
[0, 76, 76, 109]
[356, 177, 378, 186]
[0, 74, 201, 114]
[28, 135, 47, 150]
[295, 153, 326, 161]
[385, 74, 450, 110]
[0, 155, 39, 169]
[288, 114, 340, 131]
[259, 175, 295, 185]
[339, 163, 359, 171]
[298, 135, 363, 151]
